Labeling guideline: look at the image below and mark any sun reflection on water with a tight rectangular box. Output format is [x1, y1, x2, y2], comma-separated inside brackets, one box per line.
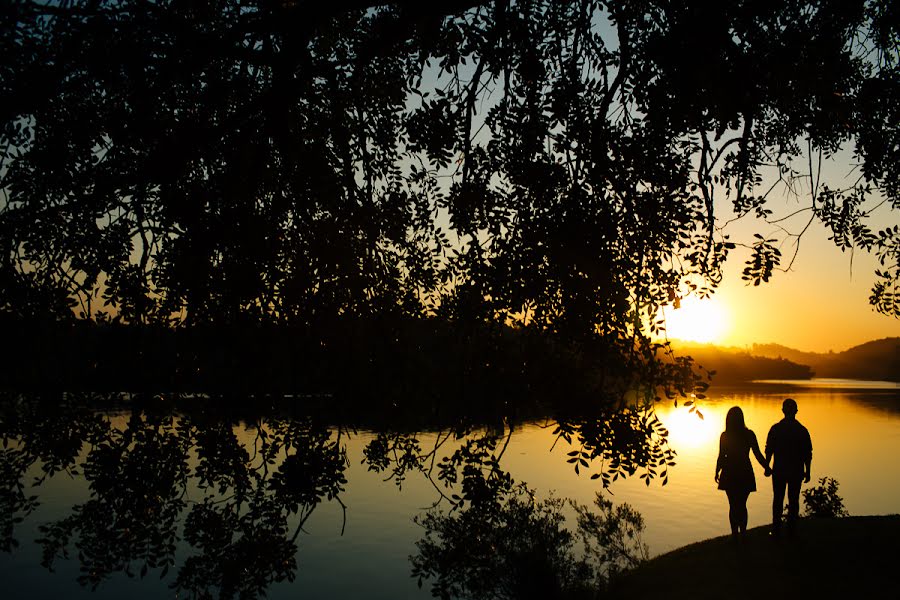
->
[654, 402, 723, 450]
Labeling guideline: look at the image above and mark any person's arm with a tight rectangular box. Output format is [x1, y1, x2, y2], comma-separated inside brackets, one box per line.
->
[750, 431, 768, 472]
[764, 426, 774, 477]
[803, 428, 812, 483]
[715, 433, 725, 483]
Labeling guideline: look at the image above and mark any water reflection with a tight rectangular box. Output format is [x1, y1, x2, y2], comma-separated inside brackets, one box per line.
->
[588, 384, 900, 553]
[0, 391, 672, 599]
[656, 405, 718, 450]
[411, 485, 648, 600]
[4, 385, 898, 598]
[3, 397, 350, 598]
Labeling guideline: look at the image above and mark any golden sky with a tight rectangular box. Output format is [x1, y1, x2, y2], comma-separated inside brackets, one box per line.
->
[711, 233, 900, 352]
[667, 153, 900, 353]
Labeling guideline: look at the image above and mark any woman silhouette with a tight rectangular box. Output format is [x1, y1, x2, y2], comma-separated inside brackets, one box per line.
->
[715, 406, 769, 537]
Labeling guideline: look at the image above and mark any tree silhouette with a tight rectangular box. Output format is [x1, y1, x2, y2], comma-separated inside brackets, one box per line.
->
[2, 0, 896, 334]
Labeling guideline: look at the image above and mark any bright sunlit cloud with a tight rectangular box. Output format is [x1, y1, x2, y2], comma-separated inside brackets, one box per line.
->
[660, 296, 731, 344]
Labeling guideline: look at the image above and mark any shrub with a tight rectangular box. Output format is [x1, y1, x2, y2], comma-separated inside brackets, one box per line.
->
[803, 477, 849, 518]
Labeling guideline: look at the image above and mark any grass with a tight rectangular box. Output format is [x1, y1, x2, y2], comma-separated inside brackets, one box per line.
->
[610, 515, 900, 599]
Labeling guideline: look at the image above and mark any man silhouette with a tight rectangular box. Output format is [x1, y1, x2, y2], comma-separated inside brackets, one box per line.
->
[764, 398, 812, 535]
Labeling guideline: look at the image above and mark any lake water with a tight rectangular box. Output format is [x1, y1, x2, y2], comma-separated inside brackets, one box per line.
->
[2, 379, 898, 599]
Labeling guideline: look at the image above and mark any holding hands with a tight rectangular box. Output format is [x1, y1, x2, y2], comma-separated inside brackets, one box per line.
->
[764, 465, 772, 478]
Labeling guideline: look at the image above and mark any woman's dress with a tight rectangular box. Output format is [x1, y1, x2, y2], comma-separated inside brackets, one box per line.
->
[716, 429, 759, 492]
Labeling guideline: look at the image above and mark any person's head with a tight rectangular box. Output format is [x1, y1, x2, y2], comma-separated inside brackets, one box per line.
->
[782, 398, 798, 418]
[725, 406, 746, 433]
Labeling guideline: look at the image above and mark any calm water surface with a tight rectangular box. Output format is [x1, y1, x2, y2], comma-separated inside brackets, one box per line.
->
[2, 380, 898, 598]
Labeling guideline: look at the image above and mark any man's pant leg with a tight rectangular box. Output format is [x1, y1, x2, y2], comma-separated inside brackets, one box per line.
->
[786, 476, 802, 527]
[772, 473, 787, 530]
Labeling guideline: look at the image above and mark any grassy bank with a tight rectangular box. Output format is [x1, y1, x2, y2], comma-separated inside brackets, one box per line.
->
[611, 515, 900, 599]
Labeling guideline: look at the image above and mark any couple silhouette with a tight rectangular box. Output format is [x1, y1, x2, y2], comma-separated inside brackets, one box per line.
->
[714, 398, 813, 538]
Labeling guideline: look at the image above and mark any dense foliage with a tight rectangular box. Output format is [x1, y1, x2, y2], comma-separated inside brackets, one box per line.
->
[2, 0, 897, 335]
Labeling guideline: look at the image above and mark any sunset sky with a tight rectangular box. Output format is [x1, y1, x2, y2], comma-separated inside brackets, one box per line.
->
[574, 15, 900, 355]
[664, 154, 900, 353]
[446, 21, 900, 355]
[709, 228, 900, 352]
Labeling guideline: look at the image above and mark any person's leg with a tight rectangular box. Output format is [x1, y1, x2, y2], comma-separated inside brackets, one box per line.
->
[786, 477, 802, 529]
[737, 490, 751, 533]
[772, 473, 787, 533]
[725, 490, 740, 535]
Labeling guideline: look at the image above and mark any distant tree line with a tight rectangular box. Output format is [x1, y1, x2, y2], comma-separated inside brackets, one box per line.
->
[671, 345, 815, 383]
[0, 312, 704, 408]
[752, 338, 900, 382]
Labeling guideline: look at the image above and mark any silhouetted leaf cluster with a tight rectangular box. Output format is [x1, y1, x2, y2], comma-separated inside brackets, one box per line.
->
[2, 0, 896, 334]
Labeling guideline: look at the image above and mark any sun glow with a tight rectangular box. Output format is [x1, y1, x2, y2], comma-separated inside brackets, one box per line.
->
[660, 296, 730, 344]
[655, 403, 721, 450]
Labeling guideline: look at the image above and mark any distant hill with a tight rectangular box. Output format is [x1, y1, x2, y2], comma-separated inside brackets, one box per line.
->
[752, 338, 900, 382]
[670, 342, 814, 383]
[667, 338, 900, 383]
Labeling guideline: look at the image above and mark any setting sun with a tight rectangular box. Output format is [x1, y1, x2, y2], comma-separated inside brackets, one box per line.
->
[660, 296, 730, 344]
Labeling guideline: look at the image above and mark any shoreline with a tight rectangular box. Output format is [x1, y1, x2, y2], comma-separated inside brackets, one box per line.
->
[611, 515, 900, 599]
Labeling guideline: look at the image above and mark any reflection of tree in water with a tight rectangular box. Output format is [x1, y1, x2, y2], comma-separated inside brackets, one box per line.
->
[410, 484, 649, 600]
[1, 393, 349, 599]
[1, 393, 109, 553]
[2, 392, 672, 598]
[363, 405, 675, 508]
[174, 415, 348, 600]
[37, 409, 190, 587]
[362, 406, 668, 598]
